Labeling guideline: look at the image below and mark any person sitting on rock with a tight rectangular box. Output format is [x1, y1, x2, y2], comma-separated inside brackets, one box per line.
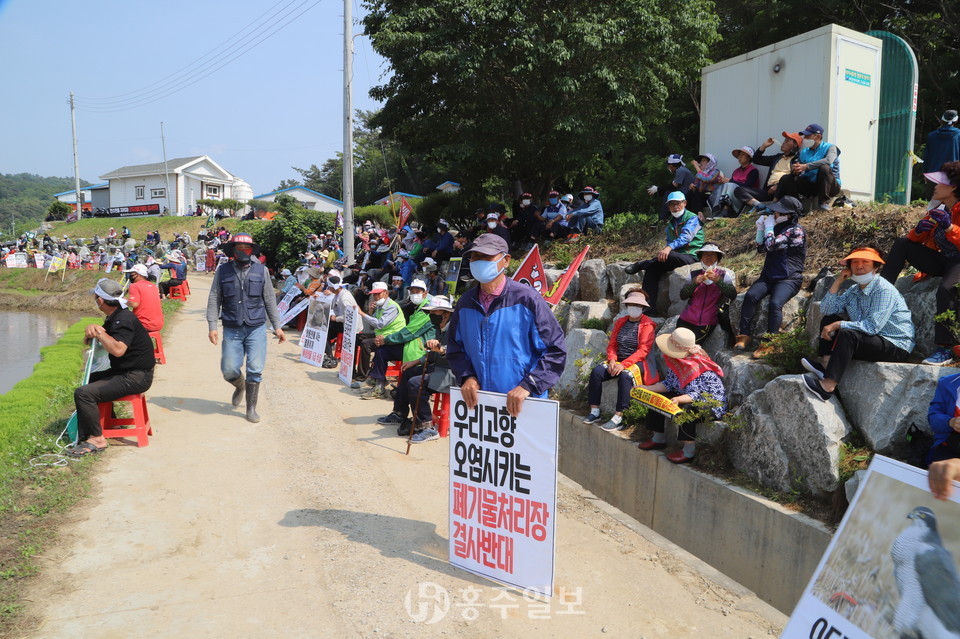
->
[648, 154, 695, 222]
[926, 372, 960, 466]
[677, 243, 737, 343]
[564, 186, 605, 241]
[735, 196, 806, 357]
[582, 288, 661, 431]
[686, 153, 723, 216]
[879, 162, 960, 365]
[801, 244, 915, 402]
[624, 191, 704, 310]
[636, 327, 726, 464]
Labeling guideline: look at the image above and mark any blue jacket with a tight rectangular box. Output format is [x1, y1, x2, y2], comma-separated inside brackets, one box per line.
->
[929, 373, 960, 461]
[571, 199, 604, 225]
[925, 126, 960, 173]
[447, 278, 566, 396]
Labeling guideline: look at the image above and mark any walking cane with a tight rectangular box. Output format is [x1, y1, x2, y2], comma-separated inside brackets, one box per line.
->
[406, 351, 435, 455]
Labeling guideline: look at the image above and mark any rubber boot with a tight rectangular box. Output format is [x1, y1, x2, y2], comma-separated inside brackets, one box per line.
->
[228, 375, 245, 407]
[245, 381, 260, 423]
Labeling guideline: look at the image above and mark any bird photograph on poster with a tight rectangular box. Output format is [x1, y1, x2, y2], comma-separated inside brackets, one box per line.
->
[811, 471, 960, 638]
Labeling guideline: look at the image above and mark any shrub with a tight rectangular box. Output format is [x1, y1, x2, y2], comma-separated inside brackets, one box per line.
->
[754, 324, 809, 374]
[580, 318, 609, 331]
[247, 209, 335, 271]
[354, 204, 398, 229]
[604, 211, 658, 234]
[414, 192, 477, 230]
[620, 400, 649, 428]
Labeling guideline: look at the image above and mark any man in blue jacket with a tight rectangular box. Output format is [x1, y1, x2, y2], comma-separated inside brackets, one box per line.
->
[927, 372, 960, 465]
[565, 186, 604, 241]
[775, 123, 841, 211]
[924, 109, 960, 199]
[447, 234, 566, 417]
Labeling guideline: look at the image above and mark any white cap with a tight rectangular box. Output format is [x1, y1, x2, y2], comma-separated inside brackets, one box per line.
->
[409, 279, 427, 290]
[371, 281, 388, 292]
[280, 268, 292, 276]
[422, 257, 436, 266]
[486, 212, 500, 220]
[123, 264, 149, 277]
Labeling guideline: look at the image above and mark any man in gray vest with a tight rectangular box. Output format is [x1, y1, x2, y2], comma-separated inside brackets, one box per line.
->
[206, 233, 286, 422]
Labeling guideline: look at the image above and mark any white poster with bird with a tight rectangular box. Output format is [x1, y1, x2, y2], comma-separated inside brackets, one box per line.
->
[782, 455, 960, 639]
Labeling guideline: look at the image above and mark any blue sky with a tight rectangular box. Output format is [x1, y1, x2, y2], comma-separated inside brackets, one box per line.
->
[0, 0, 386, 196]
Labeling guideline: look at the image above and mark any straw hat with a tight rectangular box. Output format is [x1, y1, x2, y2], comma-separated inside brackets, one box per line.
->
[655, 327, 697, 359]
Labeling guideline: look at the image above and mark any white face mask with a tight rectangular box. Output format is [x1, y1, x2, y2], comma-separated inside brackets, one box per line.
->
[626, 306, 643, 319]
[670, 208, 684, 219]
[583, 195, 593, 203]
[802, 138, 815, 149]
[775, 214, 790, 224]
[487, 221, 498, 229]
[375, 296, 387, 307]
[521, 199, 531, 207]
[409, 293, 424, 305]
[850, 271, 875, 285]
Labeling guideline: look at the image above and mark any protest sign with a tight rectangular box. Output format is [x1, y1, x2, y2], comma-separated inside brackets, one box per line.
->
[299, 293, 333, 349]
[47, 255, 66, 273]
[278, 297, 310, 328]
[543, 245, 589, 306]
[195, 254, 206, 272]
[299, 327, 326, 367]
[781, 455, 960, 639]
[630, 387, 683, 417]
[398, 196, 414, 230]
[33, 254, 46, 269]
[276, 288, 298, 316]
[448, 388, 559, 598]
[5, 252, 28, 268]
[444, 257, 462, 297]
[338, 304, 359, 386]
[512, 245, 548, 294]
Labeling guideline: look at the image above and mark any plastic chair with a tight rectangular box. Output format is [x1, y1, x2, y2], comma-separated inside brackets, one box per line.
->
[181, 280, 191, 296]
[98, 394, 152, 447]
[167, 284, 187, 301]
[432, 392, 450, 437]
[385, 361, 402, 380]
[149, 331, 165, 364]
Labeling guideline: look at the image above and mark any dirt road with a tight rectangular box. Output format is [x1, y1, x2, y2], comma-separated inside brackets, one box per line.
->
[23, 275, 785, 638]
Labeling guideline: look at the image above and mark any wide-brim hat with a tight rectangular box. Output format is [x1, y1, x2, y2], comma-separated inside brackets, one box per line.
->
[696, 243, 725, 257]
[622, 290, 650, 307]
[765, 196, 802, 216]
[423, 295, 454, 312]
[376, 244, 391, 253]
[840, 247, 885, 266]
[925, 171, 954, 187]
[579, 186, 599, 197]
[732, 146, 755, 159]
[655, 327, 697, 359]
[223, 233, 260, 257]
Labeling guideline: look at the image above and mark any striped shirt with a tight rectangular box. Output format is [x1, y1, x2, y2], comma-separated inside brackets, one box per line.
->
[615, 320, 641, 360]
[819, 275, 915, 353]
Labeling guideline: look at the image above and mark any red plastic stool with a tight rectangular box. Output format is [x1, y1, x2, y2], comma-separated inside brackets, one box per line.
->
[329, 333, 343, 359]
[385, 361, 402, 381]
[168, 284, 187, 301]
[181, 280, 191, 296]
[432, 392, 450, 437]
[149, 331, 166, 364]
[98, 394, 152, 447]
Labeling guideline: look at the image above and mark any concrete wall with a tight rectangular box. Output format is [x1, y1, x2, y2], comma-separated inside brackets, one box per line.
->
[558, 409, 832, 615]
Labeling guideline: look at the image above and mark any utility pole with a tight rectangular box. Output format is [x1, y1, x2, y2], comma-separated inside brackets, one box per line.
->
[342, 0, 355, 263]
[161, 122, 172, 215]
[69, 92, 82, 221]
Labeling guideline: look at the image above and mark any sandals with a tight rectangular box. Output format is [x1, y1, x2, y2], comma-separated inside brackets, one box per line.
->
[66, 441, 107, 458]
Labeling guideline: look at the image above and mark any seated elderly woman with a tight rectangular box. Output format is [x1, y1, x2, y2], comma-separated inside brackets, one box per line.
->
[582, 288, 660, 431]
[635, 327, 726, 464]
[708, 146, 760, 218]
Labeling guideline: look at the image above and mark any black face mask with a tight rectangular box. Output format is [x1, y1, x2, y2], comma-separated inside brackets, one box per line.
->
[429, 314, 444, 329]
[234, 250, 252, 264]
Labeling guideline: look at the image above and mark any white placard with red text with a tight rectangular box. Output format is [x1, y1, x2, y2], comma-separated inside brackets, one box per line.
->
[276, 287, 297, 316]
[781, 455, 960, 639]
[338, 304, 359, 386]
[299, 327, 326, 367]
[448, 387, 558, 598]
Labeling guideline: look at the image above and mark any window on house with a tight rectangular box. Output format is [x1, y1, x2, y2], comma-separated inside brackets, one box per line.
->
[151, 188, 166, 199]
[135, 185, 145, 200]
[205, 184, 221, 198]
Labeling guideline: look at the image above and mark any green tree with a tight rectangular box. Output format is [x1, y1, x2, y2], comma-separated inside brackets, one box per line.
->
[45, 200, 73, 221]
[247, 193, 335, 269]
[363, 0, 719, 196]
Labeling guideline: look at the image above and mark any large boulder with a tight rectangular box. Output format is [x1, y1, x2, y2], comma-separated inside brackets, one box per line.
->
[728, 290, 807, 337]
[838, 361, 955, 455]
[555, 328, 609, 397]
[606, 262, 642, 300]
[578, 259, 610, 301]
[544, 268, 579, 302]
[663, 264, 700, 316]
[714, 350, 777, 409]
[805, 275, 855, 347]
[895, 274, 939, 357]
[729, 376, 852, 496]
[565, 301, 612, 334]
[655, 314, 728, 362]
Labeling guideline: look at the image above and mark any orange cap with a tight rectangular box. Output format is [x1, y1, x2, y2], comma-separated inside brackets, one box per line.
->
[840, 247, 885, 266]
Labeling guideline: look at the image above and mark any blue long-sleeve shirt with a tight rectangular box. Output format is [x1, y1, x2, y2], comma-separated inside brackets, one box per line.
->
[928, 373, 960, 455]
[819, 276, 915, 353]
[571, 199, 604, 225]
[160, 261, 186, 280]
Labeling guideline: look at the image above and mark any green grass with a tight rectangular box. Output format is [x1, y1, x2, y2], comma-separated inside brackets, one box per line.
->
[0, 268, 111, 296]
[49, 216, 244, 241]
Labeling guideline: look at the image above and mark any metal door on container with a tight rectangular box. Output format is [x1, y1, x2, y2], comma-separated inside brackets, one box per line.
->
[834, 36, 881, 201]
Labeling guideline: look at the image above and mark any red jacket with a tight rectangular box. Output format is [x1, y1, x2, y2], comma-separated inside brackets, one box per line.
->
[605, 315, 660, 385]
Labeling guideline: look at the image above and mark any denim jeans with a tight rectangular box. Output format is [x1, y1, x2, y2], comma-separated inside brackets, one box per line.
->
[221, 324, 267, 383]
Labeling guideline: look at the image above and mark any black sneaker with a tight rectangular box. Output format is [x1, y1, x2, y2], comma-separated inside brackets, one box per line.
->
[802, 374, 833, 401]
[397, 418, 413, 437]
[624, 262, 641, 275]
[800, 358, 826, 380]
[377, 412, 404, 425]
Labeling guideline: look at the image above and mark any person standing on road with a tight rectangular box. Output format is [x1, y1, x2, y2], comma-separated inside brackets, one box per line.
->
[446, 234, 566, 417]
[206, 233, 286, 423]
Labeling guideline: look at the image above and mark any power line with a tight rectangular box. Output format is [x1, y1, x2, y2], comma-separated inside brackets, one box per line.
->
[76, 0, 321, 113]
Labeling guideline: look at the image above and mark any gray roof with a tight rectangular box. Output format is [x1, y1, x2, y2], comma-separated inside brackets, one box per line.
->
[99, 156, 207, 179]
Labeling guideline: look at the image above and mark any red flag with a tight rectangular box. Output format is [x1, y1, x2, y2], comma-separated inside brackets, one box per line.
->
[398, 196, 413, 229]
[512, 245, 549, 294]
[543, 245, 590, 305]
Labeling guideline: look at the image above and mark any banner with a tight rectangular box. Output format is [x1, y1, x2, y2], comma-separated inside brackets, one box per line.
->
[47, 255, 66, 273]
[630, 387, 683, 417]
[276, 287, 298, 316]
[781, 455, 960, 639]
[443, 257, 462, 297]
[278, 297, 310, 327]
[96, 204, 161, 218]
[512, 245, 548, 294]
[5, 252, 28, 268]
[299, 327, 326, 367]
[448, 388, 559, 598]
[300, 293, 333, 345]
[335, 211, 344, 237]
[398, 196, 414, 230]
[338, 304, 360, 386]
[33, 254, 46, 269]
[195, 253, 206, 272]
[543, 245, 590, 306]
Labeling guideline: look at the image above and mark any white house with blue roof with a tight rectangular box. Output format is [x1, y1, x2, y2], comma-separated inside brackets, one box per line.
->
[373, 192, 423, 207]
[252, 186, 344, 213]
[54, 183, 110, 211]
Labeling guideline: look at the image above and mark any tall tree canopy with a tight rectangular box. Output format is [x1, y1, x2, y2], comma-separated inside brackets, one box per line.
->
[363, 0, 720, 196]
